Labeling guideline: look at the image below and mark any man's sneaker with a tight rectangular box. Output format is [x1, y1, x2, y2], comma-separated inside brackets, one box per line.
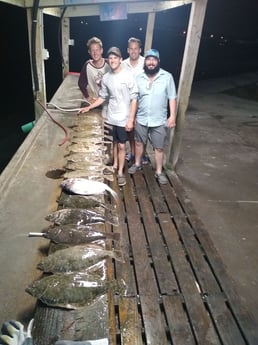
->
[155, 172, 168, 185]
[141, 155, 149, 165]
[125, 152, 134, 162]
[118, 175, 126, 186]
[128, 164, 142, 174]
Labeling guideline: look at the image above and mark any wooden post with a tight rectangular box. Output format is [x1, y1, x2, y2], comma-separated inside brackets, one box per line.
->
[144, 12, 156, 52]
[26, 8, 47, 119]
[166, 0, 208, 170]
[62, 17, 70, 78]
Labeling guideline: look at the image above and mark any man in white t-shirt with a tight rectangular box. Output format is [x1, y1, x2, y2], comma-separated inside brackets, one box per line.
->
[122, 37, 149, 165]
[122, 37, 144, 78]
[78, 47, 138, 187]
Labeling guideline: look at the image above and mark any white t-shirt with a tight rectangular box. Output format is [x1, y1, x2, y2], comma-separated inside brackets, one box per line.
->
[121, 55, 145, 77]
[99, 68, 138, 127]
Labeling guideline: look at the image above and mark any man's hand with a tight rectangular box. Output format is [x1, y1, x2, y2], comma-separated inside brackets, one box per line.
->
[77, 106, 91, 114]
[0, 319, 34, 345]
[167, 116, 176, 128]
[125, 120, 134, 132]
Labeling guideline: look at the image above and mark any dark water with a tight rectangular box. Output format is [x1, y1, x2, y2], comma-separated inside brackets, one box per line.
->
[1, 2, 258, 172]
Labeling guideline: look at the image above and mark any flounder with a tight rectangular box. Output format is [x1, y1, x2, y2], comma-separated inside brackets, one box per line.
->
[37, 243, 124, 273]
[57, 194, 115, 212]
[30, 224, 120, 245]
[45, 208, 119, 226]
[26, 271, 126, 309]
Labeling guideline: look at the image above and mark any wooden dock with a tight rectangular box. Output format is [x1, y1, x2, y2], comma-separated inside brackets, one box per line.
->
[105, 164, 258, 345]
[28, 79, 258, 344]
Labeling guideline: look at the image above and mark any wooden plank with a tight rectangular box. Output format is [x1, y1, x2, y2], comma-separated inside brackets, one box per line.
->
[189, 215, 258, 344]
[134, 172, 178, 294]
[160, 182, 187, 217]
[205, 294, 247, 345]
[143, 165, 170, 214]
[167, 173, 258, 343]
[162, 295, 196, 345]
[158, 213, 221, 345]
[122, 173, 168, 344]
[118, 297, 143, 345]
[139, 294, 169, 345]
[173, 215, 221, 294]
[167, 171, 199, 215]
[110, 176, 137, 297]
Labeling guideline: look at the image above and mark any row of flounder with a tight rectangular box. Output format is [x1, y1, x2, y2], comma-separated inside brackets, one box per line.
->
[26, 114, 124, 310]
[63, 113, 113, 182]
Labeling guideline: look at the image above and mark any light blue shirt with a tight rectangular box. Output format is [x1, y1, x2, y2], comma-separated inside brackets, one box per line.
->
[136, 68, 177, 127]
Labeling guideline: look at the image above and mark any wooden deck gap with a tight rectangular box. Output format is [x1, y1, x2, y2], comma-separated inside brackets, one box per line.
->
[200, 297, 242, 345]
[223, 299, 252, 345]
[202, 253, 225, 293]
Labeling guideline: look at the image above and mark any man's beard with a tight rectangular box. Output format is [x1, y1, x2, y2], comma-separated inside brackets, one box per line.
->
[144, 62, 160, 75]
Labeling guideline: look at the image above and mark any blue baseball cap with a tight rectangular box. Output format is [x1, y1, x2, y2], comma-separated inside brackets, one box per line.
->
[145, 49, 160, 59]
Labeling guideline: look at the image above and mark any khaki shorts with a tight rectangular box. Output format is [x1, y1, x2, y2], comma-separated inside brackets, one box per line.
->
[135, 122, 168, 149]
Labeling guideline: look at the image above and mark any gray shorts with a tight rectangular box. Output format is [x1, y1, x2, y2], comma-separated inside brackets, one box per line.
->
[135, 122, 168, 149]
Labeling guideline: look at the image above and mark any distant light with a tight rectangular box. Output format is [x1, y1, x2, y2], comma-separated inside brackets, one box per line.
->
[80, 20, 83, 24]
[210, 34, 214, 38]
[183, 30, 186, 35]
[220, 36, 224, 39]
[139, 27, 143, 31]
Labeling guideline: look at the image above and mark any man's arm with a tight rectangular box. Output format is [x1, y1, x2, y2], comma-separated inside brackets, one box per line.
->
[167, 98, 177, 128]
[78, 61, 89, 99]
[78, 97, 105, 114]
[125, 99, 137, 131]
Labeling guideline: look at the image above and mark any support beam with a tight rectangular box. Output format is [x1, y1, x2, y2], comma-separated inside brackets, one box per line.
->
[43, 7, 61, 17]
[62, 17, 70, 77]
[144, 12, 156, 52]
[27, 8, 47, 119]
[64, 1, 191, 17]
[166, 0, 208, 169]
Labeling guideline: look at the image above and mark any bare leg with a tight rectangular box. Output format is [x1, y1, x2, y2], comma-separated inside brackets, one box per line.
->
[118, 142, 126, 176]
[129, 139, 135, 156]
[134, 141, 144, 166]
[113, 142, 118, 169]
[154, 148, 164, 174]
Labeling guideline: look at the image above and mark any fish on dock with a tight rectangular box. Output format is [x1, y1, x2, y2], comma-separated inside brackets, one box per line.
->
[29, 224, 120, 245]
[26, 271, 126, 309]
[37, 243, 124, 273]
[61, 178, 118, 202]
[72, 131, 113, 142]
[65, 161, 113, 172]
[67, 143, 107, 154]
[45, 208, 119, 226]
[56, 194, 115, 212]
[62, 171, 104, 181]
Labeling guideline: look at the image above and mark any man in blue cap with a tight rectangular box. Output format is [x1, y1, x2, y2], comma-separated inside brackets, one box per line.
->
[128, 49, 177, 184]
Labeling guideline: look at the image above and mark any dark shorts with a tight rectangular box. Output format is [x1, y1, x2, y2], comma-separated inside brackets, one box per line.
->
[135, 122, 168, 149]
[128, 128, 135, 141]
[112, 125, 128, 144]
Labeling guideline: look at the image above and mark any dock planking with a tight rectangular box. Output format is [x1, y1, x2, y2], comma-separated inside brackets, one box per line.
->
[30, 103, 257, 344]
[108, 164, 258, 345]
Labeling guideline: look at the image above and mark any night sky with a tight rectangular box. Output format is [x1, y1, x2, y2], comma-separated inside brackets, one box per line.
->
[0, 0, 258, 171]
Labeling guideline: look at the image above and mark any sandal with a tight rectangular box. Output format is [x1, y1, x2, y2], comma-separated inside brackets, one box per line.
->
[117, 175, 126, 186]
[155, 172, 168, 185]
